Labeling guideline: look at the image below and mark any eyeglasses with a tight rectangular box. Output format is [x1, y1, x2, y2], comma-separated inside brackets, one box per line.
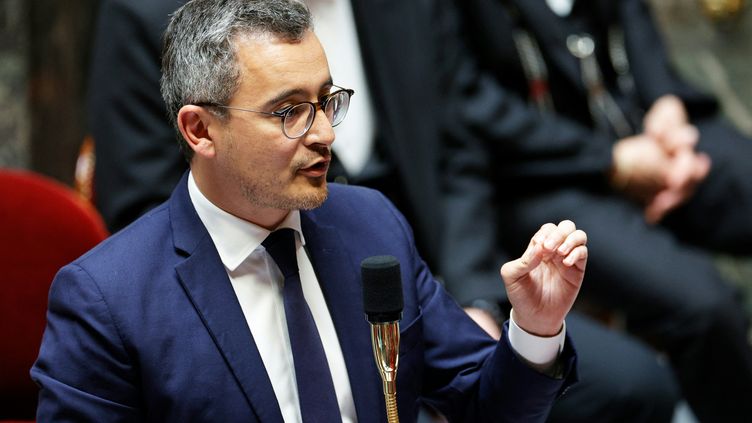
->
[198, 86, 354, 139]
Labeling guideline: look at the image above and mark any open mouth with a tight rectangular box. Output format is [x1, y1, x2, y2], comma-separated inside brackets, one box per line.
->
[298, 159, 330, 177]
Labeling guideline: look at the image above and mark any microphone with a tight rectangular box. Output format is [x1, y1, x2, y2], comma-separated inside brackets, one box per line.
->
[361, 255, 403, 423]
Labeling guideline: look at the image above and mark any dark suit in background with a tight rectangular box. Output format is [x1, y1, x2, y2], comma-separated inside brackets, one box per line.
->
[441, 0, 752, 420]
[88, 0, 186, 234]
[87, 0, 680, 420]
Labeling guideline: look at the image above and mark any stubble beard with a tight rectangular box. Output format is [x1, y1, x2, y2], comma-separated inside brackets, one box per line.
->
[226, 133, 330, 212]
[236, 165, 329, 211]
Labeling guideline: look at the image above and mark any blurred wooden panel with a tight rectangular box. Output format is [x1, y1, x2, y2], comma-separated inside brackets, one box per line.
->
[0, 0, 30, 169]
[28, 0, 98, 186]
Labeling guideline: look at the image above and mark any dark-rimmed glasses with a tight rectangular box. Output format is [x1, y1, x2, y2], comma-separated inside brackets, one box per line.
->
[197, 86, 354, 139]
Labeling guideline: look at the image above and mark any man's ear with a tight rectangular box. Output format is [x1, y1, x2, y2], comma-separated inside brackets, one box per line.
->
[177, 105, 219, 159]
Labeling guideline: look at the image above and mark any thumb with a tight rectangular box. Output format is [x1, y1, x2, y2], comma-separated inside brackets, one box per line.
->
[693, 153, 712, 181]
[501, 242, 542, 285]
[644, 189, 684, 224]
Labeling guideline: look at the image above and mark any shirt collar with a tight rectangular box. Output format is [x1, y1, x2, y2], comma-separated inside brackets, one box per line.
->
[187, 171, 305, 272]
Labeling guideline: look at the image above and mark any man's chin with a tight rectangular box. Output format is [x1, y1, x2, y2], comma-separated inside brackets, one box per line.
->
[294, 184, 328, 210]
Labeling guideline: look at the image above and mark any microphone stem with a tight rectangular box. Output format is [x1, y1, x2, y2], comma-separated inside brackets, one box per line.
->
[370, 322, 400, 423]
[385, 392, 399, 423]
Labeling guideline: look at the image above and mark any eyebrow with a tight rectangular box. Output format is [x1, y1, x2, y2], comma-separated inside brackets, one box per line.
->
[259, 78, 334, 110]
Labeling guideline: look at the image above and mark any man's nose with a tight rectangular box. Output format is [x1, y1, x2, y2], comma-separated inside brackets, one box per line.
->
[303, 107, 335, 146]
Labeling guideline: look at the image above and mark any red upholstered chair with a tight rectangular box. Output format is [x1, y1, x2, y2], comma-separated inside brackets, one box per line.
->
[0, 169, 108, 421]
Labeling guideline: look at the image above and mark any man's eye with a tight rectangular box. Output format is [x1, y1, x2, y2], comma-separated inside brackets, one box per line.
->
[274, 104, 294, 114]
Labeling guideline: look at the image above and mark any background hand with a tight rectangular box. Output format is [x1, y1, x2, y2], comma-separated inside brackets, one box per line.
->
[644, 149, 711, 223]
[611, 134, 671, 199]
[610, 133, 711, 223]
[500, 220, 587, 336]
[463, 307, 502, 339]
[643, 94, 695, 152]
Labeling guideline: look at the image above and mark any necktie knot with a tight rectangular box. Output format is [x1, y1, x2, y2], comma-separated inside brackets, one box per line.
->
[263, 228, 299, 278]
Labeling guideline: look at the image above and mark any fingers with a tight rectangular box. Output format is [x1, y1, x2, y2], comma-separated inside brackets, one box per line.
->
[666, 149, 709, 190]
[540, 220, 584, 255]
[693, 152, 712, 182]
[564, 244, 588, 270]
[537, 221, 570, 252]
[558, 230, 588, 266]
[643, 95, 687, 136]
[644, 189, 680, 224]
[501, 220, 587, 282]
[644, 151, 711, 224]
[501, 239, 543, 284]
[643, 95, 688, 141]
[464, 307, 502, 340]
[665, 125, 699, 152]
[540, 221, 587, 273]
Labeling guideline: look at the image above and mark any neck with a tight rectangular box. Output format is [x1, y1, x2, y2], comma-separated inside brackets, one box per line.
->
[191, 167, 290, 230]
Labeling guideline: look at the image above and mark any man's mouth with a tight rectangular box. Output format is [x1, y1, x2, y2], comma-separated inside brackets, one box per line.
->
[297, 158, 330, 177]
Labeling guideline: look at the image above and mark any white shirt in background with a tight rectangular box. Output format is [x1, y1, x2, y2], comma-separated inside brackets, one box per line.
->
[306, 0, 376, 177]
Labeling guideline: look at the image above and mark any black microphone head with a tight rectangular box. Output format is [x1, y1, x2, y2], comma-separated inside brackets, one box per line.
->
[361, 255, 404, 323]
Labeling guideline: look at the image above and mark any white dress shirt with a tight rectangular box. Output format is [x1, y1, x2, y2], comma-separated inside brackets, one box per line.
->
[187, 172, 566, 421]
[188, 173, 356, 423]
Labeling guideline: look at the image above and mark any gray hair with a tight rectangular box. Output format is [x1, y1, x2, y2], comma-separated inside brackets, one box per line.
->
[160, 0, 312, 160]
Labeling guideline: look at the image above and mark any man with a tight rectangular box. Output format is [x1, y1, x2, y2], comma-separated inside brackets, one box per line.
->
[33, 0, 585, 421]
[441, 0, 752, 420]
[87, 0, 444, 267]
[85, 0, 680, 421]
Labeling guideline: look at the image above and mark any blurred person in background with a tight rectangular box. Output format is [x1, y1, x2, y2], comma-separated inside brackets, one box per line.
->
[440, 0, 752, 421]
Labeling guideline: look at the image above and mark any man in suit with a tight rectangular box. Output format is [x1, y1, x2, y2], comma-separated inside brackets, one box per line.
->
[85, 0, 681, 420]
[87, 0, 443, 267]
[33, 0, 585, 420]
[441, 0, 752, 420]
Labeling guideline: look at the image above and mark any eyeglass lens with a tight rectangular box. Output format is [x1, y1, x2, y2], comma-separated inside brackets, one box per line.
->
[282, 90, 351, 138]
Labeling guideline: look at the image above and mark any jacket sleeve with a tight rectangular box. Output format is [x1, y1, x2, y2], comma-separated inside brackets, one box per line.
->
[31, 264, 143, 422]
[374, 191, 578, 423]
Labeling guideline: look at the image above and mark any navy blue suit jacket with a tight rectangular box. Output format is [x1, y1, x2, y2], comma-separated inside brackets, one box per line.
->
[32, 174, 576, 422]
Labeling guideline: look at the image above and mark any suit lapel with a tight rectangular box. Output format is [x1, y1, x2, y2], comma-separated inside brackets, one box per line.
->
[513, 0, 584, 90]
[301, 210, 384, 423]
[169, 174, 284, 423]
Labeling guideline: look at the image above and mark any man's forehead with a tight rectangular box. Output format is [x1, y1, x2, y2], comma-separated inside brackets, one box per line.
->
[232, 31, 332, 101]
[232, 31, 325, 73]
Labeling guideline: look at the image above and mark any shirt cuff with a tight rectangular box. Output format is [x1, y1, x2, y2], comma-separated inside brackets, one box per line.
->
[508, 309, 566, 373]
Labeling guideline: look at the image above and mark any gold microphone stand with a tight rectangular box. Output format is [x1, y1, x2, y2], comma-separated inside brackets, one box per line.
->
[370, 322, 400, 423]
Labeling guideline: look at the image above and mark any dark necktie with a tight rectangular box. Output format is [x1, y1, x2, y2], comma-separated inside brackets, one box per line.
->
[262, 228, 342, 422]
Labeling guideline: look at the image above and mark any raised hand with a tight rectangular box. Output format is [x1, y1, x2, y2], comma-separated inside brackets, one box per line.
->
[500, 220, 587, 336]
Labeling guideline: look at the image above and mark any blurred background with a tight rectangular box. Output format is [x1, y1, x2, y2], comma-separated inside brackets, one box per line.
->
[0, 0, 750, 193]
[0, 1, 750, 421]
[0, 0, 751, 304]
[0, 0, 749, 196]
[5, 0, 749, 307]
[0, 0, 96, 185]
